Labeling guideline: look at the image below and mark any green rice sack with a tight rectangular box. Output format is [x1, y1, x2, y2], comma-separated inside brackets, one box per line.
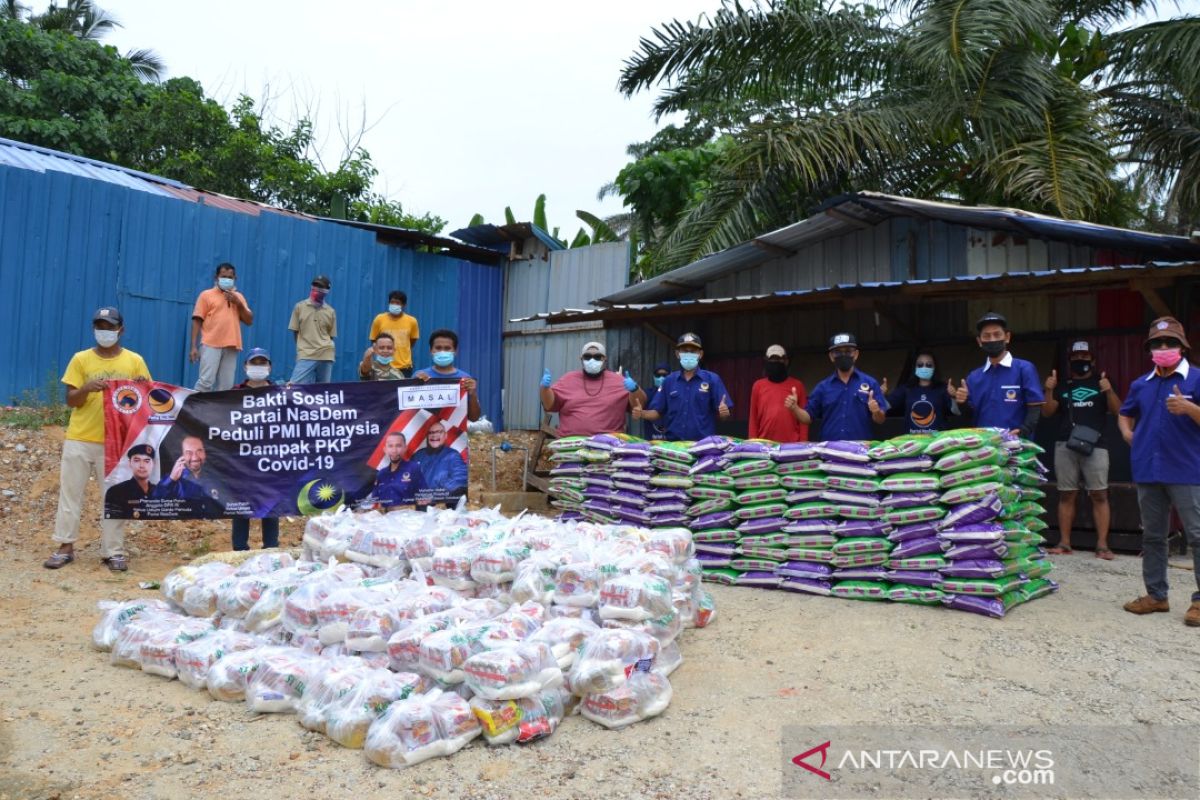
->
[776, 459, 824, 474]
[686, 498, 733, 516]
[835, 504, 886, 521]
[939, 464, 1005, 489]
[547, 435, 589, 453]
[693, 473, 736, 489]
[786, 547, 835, 563]
[1019, 487, 1047, 501]
[887, 585, 945, 604]
[879, 473, 941, 492]
[826, 475, 883, 493]
[725, 459, 775, 479]
[688, 486, 736, 502]
[649, 474, 694, 489]
[728, 558, 778, 572]
[1020, 560, 1054, 579]
[933, 445, 1005, 473]
[1008, 450, 1042, 468]
[788, 534, 838, 548]
[735, 502, 789, 521]
[1002, 501, 1045, 519]
[701, 568, 741, 585]
[651, 442, 697, 464]
[739, 532, 789, 548]
[780, 473, 828, 490]
[692, 528, 740, 543]
[939, 575, 1027, 596]
[924, 428, 1002, 456]
[831, 537, 894, 555]
[733, 473, 782, 490]
[785, 502, 836, 520]
[883, 506, 946, 525]
[830, 580, 889, 599]
[1004, 543, 1045, 560]
[1008, 468, 1045, 487]
[651, 458, 692, 475]
[887, 554, 947, 571]
[738, 545, 789, 561]
[551, 487, 586, 504]
[736, 487, 788, 505]
[831, 552, 889, 568]
[1010, 576, 1056, 600]
[868, 437, 929, 461]
[939, 481, 1004, 506]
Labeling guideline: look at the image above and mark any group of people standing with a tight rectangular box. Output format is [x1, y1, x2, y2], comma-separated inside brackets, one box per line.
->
[540, 312, 1200, 627]
[44, 264, 484, 573]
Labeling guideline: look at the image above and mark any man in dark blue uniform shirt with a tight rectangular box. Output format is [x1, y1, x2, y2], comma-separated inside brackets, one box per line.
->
[960, 312, 1044, 436]
[374, 431, 426, 506]
[795, 332, 887, 440]
[634, 332, 731, 441]
[410, 420, 467, 501]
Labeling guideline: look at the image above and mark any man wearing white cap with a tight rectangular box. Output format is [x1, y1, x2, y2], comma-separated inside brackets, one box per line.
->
[540, 341, 647, 436]
[749, 344, 809, 442]
[1041, 340, 1121, 559]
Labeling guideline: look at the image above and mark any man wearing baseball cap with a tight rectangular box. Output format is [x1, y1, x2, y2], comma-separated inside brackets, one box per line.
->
[634, 332, 732, 440]
[748, 344, 809, 442]
[1041, 340, 1122, 559]
[104, 444, 158, 519]
[793, 332, 887, 440]
[539, 341, 646, 436]
[1118, 316, 1200, 624]
[960, 312, 1044, 436]
[230, 346, 280, 549]
[44, 306, 150, 572]
[288, 275, 336, 383]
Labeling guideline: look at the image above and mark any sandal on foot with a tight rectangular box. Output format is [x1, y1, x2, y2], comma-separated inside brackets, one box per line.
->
[102, 554, 128, 572]
[43, 551, 75, 569]
[1096, 548, 1115, 560]
[1047, 546, 1073, 555]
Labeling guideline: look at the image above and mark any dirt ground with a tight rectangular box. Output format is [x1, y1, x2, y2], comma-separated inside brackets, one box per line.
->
[2, 425, 1200, 800]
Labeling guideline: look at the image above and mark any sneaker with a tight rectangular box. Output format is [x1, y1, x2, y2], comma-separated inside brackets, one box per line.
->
[1123, 595, 1169, 614]
[1186, 602, 1200, 628]
[102, 554, 128, 572]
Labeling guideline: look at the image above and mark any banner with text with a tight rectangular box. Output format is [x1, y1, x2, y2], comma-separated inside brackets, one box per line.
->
[102, 379, 468, 519]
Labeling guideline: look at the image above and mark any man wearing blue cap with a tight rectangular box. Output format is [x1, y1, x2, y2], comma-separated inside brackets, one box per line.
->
[795, 332, 887, 440]
[231, 347, 279, 549]
[961, 312, 1044, 436]
[633, 333, 731, 441]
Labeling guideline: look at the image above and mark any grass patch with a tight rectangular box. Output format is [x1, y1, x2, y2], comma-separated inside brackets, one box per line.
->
[1, 371, 71, 429]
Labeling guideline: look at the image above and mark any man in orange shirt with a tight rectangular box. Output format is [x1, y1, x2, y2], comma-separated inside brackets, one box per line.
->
[189, 262, 253, 392]
[748, 344, 809, 442]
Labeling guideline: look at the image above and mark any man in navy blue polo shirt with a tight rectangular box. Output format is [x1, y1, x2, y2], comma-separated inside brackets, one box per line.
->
[794, 332, 887, 440]
[634, 332, 731, 441]
[1117, 316, 1200, 625]
[960, 312, 1044, 436]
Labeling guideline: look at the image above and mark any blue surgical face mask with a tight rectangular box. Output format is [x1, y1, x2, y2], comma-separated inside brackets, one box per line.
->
[432, 351, 455, 368]
[915, 366, 935, 380]
[678, 353, 700, 371]
[388, 303, 403, 315]
[374, 354, 394, 366]
[653, 376, 666, 388]
[217, 277, 235, 291]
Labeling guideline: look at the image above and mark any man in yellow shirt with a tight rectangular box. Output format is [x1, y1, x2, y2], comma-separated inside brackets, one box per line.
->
[368, 290, 420, 377]
[44, 307, 151, 572]
[189, 262, 253, 392]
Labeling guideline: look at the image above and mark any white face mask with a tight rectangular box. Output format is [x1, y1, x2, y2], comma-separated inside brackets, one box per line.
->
[246, 365, 270, 381]
[582, 359, 604, 375]
[94, 329, 119, 348]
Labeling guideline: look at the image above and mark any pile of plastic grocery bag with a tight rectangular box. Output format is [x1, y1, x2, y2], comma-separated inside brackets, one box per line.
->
[546, 428, 1055, 619]
[92, 507, 715, 769]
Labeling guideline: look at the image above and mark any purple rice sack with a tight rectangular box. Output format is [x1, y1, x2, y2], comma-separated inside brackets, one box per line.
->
[832, 537, 893, 555]
[940, 496, 1003, 528]
[688, 455, 730, 475]
[830, 580, 889, 599]
[786, 503, 837, 520]
[733, 473, 783, 491]
[612, 457, 653, 470]
[826, 475, 883, 493]
[737, 517, 789, 535]
[886, 554, 947, 571]
[647, 488, 690, 502]
[943, 541, 1008, 560]
[887, 521, 940, 542]
[727, 442, 773, 460]
[937, 524, 1006, 543]
[874, 456, 935, 474]
[735, 487, 788, 505]
[942, 594, 1006, 618]
[613, 479, 648, 493]
[831, 552, 889, 569]
[883, 506, 946, 526]
[778, 561, 834, 579]
[650, 513, 689, 526]
[785, 490, 826, 504]
[688, 486, 736, 502]
[692, 529, 740, 543]
[816, 441, 871, 463]
[606, 490, 648, 508]
[782, 518, 835, 533]
[884, 570, 943, 588]
[586, 434, 623, 451]
[689, 510, 737, 530]
[883, 491, 941, 509]
[612, 442, 653, 457]
[686, 498, 733, 517]
[694, 543, 738, 557]
[735, 571, 782, 587]
[646, 500, 689, 515]
[831, 566, 889, 581]
[939, 559, 1006, 578]
[776, 459, 824, 474]
[688, 436, 731, 458]
[772, 443, 821, 462]
[582, 476, 615, 488]
[888, 537, 943, 559]
[613, 507, 653, 526]
[780, 474, 828, 490]
[779, 578, 833, 595]
[734, 502, 789, 521]
[696, 552, 732, 568]
[939, 464, 1005, 489]
[834, 520, 891, 538]
[550, 463, 586, 476]
[693, 473, 736, 489]
[879, 473, 941, 492]
[821, 490, 882, 507]
[729, 558, 778, 573]
[789, 533, 839, 548]
[725, 460, 775, 478]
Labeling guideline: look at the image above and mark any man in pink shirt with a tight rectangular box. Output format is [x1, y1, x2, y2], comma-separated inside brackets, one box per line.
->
[189, 262, 253, 391]
[540, 341, 647, 436]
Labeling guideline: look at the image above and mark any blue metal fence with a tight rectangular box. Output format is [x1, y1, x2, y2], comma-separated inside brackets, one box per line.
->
[0, 163, 505, 428]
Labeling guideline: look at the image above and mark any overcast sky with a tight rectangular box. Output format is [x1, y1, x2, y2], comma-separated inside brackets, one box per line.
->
[96, 0, 710, 238]
[95, 0, 1200, 239]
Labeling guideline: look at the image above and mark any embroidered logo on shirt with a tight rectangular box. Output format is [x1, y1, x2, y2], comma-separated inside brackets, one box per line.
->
[699, 382, 710, 393]
[1004, 389, 1018, 401]
[858, 383, 870, 393]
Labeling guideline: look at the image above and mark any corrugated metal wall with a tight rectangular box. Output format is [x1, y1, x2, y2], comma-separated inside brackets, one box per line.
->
[502, 242, 629, 429]
[0, 164, 504, 426]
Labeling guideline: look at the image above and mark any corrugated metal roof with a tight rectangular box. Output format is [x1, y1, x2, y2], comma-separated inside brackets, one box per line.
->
[516, 261, 1200, 324]
[600, 192, 1200, 305]
[450, 222, 567, 252]
[0, 135, 184, 196]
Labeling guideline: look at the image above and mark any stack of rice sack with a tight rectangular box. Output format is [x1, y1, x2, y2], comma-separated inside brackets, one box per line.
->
[92, 507, 715, 770]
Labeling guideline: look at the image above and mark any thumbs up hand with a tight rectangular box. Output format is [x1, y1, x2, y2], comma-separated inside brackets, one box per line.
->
[718, 394, 730, 420]
[1167, 383, 1195, 415]
[621, 367, 638, 392]
[867, 389, 881, 414]
[880, 377, 889, 395]
[953, 378, 969, 405]
[631, 397, 644, 420]
[540, 368, 552, 388]
[1098, 371, 1112, 394]
[1045, 369, 1058, 392]
[784, 387, 799, 410]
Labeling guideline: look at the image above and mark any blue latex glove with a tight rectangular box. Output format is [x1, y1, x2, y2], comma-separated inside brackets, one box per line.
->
[540, 368, 552, 388]
[622, 369, 638, 392]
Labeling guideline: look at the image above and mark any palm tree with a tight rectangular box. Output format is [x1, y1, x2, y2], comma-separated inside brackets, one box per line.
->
[618, 0, 1200, 271]
[26, 0, 164, 81]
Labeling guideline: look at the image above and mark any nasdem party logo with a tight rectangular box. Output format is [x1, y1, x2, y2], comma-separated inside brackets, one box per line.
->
[111, 385, 143, 415]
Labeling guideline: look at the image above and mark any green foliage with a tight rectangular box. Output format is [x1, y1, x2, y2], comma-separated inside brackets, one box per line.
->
[349, 195, 447, 235]
[470, 196, 619, 249]
[614, 0, 1200, 272]
[2, 369, 71, 429]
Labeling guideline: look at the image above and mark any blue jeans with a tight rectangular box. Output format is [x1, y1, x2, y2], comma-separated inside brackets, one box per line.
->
[290, 359, 333, 384]
[231, 517, 280, 551]
[1136, 483, 1200, 601]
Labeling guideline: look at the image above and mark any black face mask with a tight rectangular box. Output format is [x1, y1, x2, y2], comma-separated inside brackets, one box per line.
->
[764, 361, 788, 382]
[1070, 360, 1092, 377]
[981, 340, 1006, 357]
[833, 354, 855, 372]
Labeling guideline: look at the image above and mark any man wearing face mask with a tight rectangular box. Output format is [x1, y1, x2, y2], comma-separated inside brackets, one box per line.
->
[415, 329, 482, 421]
[44, 307, 150, 572]
[539, 342, 647, 436]
[189, 262, 254, 392]
[1118, 316, 1200, 624]
[793, 333, 886, 440]
[368, 290, 420, 377]
[633, 333, 731, 441]
[288, 275, 337, 384]
[642, 363, 671, 440]
[749, 345, 809, 442]
[961, 312, 1044, 436]
[230, 348, 280, 550]
[1041, 341, 1121, 559]
[359, 333, 405, 380]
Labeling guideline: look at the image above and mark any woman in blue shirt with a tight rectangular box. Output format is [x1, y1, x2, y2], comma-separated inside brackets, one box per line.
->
[884, 349, 960, 434]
